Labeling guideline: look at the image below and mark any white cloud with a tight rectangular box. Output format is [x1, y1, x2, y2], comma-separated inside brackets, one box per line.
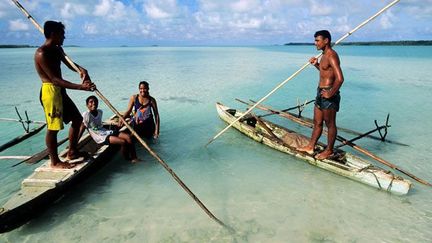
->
[334, 16, 350, 34]
[309, 0, 333, 16]
[194, 12, 223, 29]
[143, 0, 178, 19]
[404, 5, 432, 19]
[229, 18, 262, 29]
[139, 24, 151, 35]
[380, 11, 395, 30]
[230, 0, 260, 12]
[144, 3, 171, 19]
[83, 22, 98, 34]
[9, 19, 29, 31]
[1, 0, 432, 45]
[61, 3, 88, 19]
[93, 0, 127, 20]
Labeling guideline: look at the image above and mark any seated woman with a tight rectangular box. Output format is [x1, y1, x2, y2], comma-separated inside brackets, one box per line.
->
[123, 81, 160, 139]
[80, 95, 140, 163]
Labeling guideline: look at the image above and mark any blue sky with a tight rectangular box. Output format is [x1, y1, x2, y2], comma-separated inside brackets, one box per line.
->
[1, 0, 431, 46]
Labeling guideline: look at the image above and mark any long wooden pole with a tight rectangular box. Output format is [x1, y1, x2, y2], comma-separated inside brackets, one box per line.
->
[241, 99, 432, 187]
[206, 0, 401, 146]
[11, 0, 229, 229]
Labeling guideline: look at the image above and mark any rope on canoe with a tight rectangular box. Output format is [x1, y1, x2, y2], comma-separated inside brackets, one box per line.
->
[387, 176, 395, 192]
[359, 165, 382, 190]
[359, 165, 398, 192]
[377, 167, 396, 192]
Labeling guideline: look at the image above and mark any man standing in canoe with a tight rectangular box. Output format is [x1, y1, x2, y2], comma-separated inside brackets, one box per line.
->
[298, 30, 344, 160]
[34, 21, 95, 169]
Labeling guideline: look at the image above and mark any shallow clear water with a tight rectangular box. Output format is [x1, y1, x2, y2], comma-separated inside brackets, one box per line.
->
[0, 45, 431, 242]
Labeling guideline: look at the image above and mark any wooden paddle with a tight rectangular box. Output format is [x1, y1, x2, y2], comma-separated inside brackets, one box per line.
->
[241, 99, 432, 187]
[206, 0, 401, 146]
[11, 0, 230, 230]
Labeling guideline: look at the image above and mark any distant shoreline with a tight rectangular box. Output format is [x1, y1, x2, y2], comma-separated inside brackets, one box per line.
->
[284, 40, 432, 46]
[0, 44, 79, 48]
[0, 45, 36, 48]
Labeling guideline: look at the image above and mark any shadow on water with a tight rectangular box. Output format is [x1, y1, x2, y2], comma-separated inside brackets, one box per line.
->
[160, 96, 201, 104]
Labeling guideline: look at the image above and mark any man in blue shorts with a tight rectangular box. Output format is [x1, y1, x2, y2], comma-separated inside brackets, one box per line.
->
[298, 30, 344, 160]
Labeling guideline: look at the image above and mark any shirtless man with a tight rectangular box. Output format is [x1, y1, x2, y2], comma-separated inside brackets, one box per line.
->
[298, 30, 344, 160]
[34, 21, 95, 168]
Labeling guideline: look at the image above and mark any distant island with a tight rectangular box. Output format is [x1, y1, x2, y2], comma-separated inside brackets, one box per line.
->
[0, 44, 36, 48]
[284, 40, 432, 46]
[0, 44, 80, 48]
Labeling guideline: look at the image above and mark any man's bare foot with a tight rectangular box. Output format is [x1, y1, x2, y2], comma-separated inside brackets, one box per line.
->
[297, 145, 314, 155]
[130, 158, 142, 163]
[66, 150, 90, 161]
[51, 161, 75, 169]
[315, 150, 333, 160]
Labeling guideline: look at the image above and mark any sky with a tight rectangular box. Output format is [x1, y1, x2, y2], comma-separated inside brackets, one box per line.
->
[0, 0, 431, 46]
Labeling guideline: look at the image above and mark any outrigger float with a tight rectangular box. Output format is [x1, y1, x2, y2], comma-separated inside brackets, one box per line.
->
[0, 108, 46, 153]
[216, 102, 412, 195]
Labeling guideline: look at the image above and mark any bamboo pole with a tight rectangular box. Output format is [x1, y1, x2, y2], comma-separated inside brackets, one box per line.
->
[241, 99, 432, 187]
[11, 0, 230, 229]
[206, 0, 401, 146]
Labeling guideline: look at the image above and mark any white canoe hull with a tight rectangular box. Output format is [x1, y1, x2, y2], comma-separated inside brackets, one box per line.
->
[216, 102, 411, 195]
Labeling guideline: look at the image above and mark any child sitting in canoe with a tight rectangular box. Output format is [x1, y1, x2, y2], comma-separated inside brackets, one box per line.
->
[80, 95, 140, 163]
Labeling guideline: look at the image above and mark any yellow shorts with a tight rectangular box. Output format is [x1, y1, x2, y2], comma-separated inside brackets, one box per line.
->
[40, 83, 64, 131]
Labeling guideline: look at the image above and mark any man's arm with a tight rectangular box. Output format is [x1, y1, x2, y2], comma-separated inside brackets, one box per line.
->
[59, 48, 92, 82]
[310, 57, 320, 70]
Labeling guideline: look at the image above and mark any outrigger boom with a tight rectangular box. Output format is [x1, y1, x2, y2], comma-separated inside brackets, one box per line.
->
[0, 108, 46, 153]
[240, 98, 408, 147]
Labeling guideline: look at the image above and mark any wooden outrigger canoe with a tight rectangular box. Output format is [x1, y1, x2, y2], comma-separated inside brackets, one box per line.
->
[0, 116, 122, 233]
[216, 102, 411, 195]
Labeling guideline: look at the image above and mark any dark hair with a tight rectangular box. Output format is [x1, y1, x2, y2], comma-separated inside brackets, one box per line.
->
[86, 95, 98, 105]
[314, 30, 331, 42]
[138, 81, 149, 88]
[44, 21, 65, 39]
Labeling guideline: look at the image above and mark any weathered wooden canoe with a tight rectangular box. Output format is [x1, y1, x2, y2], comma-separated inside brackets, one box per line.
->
[0, 116, 122, 233]
[216, 102, 411, 195]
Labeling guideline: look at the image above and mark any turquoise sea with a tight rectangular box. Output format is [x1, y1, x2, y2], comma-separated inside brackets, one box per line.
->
[0, 45, 431, 242]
